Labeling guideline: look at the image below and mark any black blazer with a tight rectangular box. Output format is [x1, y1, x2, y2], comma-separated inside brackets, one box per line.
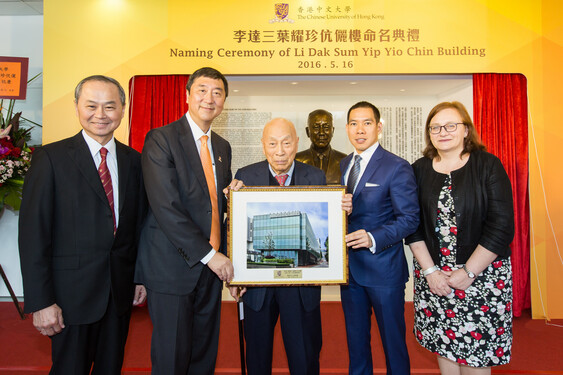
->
[234, 160, 326, 312]
[19, 132, 146, 324]
[135, 116, 232, 295]
[405, 150, 514, 265]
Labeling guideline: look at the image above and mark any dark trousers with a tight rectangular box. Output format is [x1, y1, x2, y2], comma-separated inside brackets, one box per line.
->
[147, 266, 222, 375]
[341, 273, 410, 375]
[49, 294, 131, 375]
[243, 287, 322, 375]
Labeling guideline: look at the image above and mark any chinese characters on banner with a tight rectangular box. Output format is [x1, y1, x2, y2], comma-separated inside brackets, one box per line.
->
[0, 57, 29, 100]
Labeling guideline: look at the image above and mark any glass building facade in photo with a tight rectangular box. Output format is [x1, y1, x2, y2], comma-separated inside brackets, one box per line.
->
[250, 210, 321, 267]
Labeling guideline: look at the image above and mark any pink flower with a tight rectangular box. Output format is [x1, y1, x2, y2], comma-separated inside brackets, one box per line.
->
[446, 329, 455, 339]
[480, 305, 490, 312]
[440, 247, 450, 256]
[495, 347, 504, 357]
[506, 302, 512, 311]
[446, 309, 455, 318]
[493, 260, 503, 268]
[450, 227, 457, 235]
[470, 331, 482, 340]
[496, 280, 505, 290]
[442, 265, 452, 272]
[454, 290, 466, 299]
[424, 308, 432, 317]
[497, 327, 505, 335]
[414, 269, 421, 278]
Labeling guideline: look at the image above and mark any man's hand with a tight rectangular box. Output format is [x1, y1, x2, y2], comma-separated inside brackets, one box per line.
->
[223, 179, 244, 197]
[133, 285, 147, 306]
[341, 193, 353, 215]
[345, 229, 373, 249]
[33, 303, 65, 336]
[227, 284, 247, 302]
[207, 252, 234, 282]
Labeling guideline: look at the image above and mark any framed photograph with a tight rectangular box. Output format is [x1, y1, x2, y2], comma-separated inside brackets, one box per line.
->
[228, 186, 348, 286]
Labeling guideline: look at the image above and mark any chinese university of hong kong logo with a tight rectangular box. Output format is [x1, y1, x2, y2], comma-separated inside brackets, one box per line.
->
[270, 3, 294, 23]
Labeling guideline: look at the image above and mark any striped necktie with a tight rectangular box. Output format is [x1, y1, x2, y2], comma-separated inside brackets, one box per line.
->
[98, 147, 116, 235]
[346, 154, 362, 194]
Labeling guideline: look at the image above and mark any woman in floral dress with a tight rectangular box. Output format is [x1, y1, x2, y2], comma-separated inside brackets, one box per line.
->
[406, 101, 514, 374]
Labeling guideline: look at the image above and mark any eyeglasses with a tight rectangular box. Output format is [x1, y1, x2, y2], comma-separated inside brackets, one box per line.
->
[428, 122, 464, 134]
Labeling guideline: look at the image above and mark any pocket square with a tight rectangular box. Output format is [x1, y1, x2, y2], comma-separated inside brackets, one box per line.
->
[365, 182, 380, 187]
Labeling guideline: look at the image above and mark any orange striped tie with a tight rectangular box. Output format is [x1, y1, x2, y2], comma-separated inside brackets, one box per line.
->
[200, 135, 221, 250]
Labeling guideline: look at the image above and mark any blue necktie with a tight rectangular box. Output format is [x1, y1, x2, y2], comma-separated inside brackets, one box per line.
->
[346, 155, 362, 194]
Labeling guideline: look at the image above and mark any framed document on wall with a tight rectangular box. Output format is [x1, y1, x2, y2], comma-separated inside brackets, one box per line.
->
[228, 186, 348, 286]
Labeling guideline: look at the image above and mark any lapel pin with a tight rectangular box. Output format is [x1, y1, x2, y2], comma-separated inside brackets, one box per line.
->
[218, 156, 222, 162]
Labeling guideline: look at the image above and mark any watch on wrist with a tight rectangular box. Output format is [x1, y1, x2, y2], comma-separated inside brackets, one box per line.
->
[463, 264, 475, 279]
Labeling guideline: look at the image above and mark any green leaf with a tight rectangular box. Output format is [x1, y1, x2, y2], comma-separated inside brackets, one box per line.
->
[1, 178, 24, 211]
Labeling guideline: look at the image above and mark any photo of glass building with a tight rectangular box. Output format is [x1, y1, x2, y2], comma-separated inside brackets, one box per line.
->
[249, 210, 323, 268]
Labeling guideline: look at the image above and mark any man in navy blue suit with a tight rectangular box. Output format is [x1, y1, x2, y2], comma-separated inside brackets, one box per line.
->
[340, 101, 419, 375]
[229, 118, 330, 375]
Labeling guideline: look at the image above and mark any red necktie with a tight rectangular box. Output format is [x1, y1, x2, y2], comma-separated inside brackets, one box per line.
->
[275, 174, 289, 186]
[200, 135, 221, 250]
[98, 147, 116, 235]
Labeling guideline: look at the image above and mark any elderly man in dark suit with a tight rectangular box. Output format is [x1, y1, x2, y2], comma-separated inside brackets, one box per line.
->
[229, 118, 350, 375]
[19, 75, 147, 374]
[135, 67, 236, 375]
[340, 101, 419, 375]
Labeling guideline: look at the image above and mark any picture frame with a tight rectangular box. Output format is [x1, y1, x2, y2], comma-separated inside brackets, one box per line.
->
[228, 186, 348, 286]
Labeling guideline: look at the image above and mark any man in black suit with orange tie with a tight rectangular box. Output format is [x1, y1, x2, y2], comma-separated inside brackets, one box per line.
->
[135, 67, 236, 374]
[19, 75, 147, 374]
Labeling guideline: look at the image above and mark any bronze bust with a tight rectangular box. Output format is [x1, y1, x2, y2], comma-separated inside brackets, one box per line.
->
[295, 109, 347, 184]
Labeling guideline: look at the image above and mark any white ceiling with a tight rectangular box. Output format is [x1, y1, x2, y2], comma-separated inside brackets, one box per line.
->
[0, 0, 42, 15]
[226, 74, 472, 97]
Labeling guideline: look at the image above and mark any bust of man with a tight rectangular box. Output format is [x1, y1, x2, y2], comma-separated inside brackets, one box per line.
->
[295, 109, 347, 184]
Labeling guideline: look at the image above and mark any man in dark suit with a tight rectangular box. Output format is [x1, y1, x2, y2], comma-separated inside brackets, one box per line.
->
[295, 109, 347, 184]
[229, 118, 327, 375]
[340, 101, 419, 375]
[18, 75, 147, 374]
[135, 67, 235, 374]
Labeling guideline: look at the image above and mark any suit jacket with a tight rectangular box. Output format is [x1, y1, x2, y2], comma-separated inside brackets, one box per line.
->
[235, 160, 326, 312]
[295, 146, 347, 184]
[340, 146, 419, 287]
[19, 132, 146, 325]
[136, 116, 232, 295]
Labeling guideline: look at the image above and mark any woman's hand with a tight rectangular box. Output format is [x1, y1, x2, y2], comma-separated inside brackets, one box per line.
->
[426, 271, 452, 296]
[446, 268, 474, 291]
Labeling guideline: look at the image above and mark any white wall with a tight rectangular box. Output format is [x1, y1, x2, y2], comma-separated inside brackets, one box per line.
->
[0, 15, 43, 298]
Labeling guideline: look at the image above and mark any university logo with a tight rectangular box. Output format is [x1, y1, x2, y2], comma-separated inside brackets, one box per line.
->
[270, 3, 294, 23]
[275, 3, 289, 20]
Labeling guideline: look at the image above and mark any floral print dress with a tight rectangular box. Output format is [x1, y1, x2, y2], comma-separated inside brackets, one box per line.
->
[413, 174, 513, 367]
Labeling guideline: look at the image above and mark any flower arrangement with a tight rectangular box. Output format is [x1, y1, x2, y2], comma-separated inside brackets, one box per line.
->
[0, 72, 41, 211]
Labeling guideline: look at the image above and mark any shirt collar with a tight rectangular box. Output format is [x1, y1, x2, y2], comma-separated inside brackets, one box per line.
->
[81, 130, 116, 158]
[311, 145, 331, 159]
[268, 161, 295, 184]
[186, 112, 211, 141]
[353, 142, 379, 164]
